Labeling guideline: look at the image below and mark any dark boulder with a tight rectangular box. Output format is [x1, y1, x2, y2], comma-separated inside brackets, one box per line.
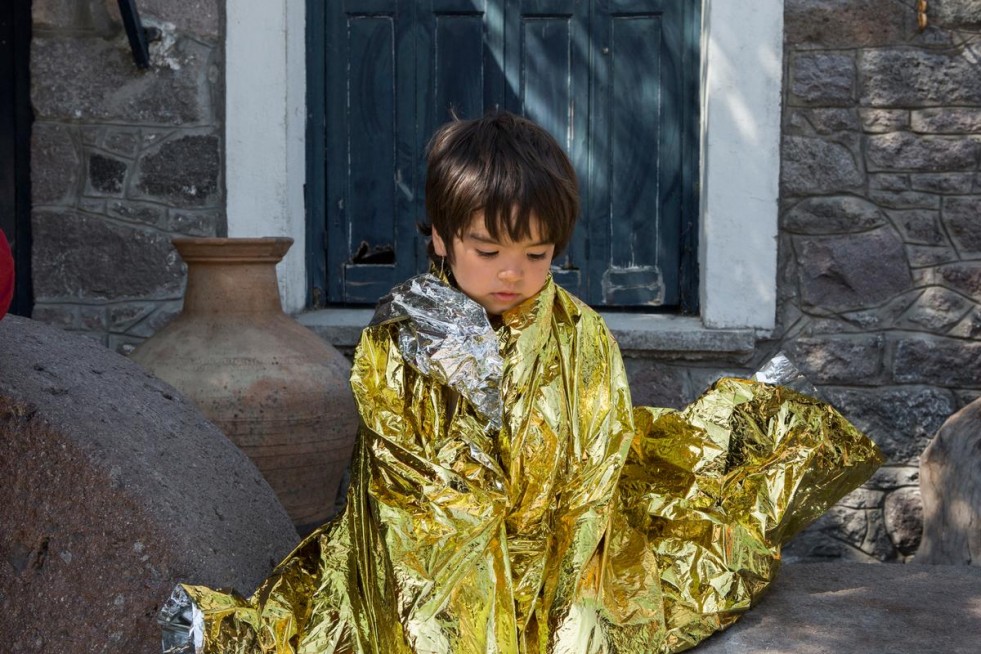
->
[0, 316, 298, 653]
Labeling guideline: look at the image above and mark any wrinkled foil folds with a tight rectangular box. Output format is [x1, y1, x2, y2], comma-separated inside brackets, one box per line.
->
[370, 273, 504, 431]
[164, 275, 883, 654]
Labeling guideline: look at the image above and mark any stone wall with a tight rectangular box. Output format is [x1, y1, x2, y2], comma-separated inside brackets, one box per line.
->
[776, 0, 981, 561]
[622, 1, 981, 563]
[30, 0, 223, 353]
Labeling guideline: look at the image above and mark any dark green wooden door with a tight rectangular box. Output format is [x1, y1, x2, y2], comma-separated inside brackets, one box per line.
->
[308, 0, 699, 309]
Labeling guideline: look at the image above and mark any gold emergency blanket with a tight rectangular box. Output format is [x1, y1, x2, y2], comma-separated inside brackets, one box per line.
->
[168, 275, 882, 654]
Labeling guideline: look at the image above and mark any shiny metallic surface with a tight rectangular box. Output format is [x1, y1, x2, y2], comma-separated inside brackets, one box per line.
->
[170, 276, 882, 654]
[371, 274, 504, 431]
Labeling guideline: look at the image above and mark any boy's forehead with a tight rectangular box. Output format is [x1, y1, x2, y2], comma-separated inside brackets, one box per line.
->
[463, 210, 550, 245]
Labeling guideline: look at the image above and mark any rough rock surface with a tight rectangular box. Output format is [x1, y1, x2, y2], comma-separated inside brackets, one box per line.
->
[699, 562, 981, 654]
[917, 398, 981, 564]
[0, 316, 298, 653]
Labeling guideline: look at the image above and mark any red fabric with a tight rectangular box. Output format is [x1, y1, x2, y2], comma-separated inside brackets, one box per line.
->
[0, 228, 14, 320]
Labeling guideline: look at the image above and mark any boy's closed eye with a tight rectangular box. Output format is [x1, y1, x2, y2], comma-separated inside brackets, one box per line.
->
[475, 249, 549, 261]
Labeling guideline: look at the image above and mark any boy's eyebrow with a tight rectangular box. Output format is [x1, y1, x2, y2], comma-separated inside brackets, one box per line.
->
[466, 231, 551, 247]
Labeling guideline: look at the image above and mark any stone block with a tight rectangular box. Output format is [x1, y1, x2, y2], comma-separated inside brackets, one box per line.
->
[868, 173, 909, 191]
[838, 291, 920, 331]
[796, 228, 911, 312]
[699, 563, 981, 654]
[135, 134, 220, 206]
[931, 0, 981, 28]
[910, 172, 976, 194]
[936, 262, 981, 300]
[894, 336, 981, 387]
[787, 335, 884, 384]
[911, 107, 981, 134]
[790, 52, 855, 105]
[898, 287, 974, 333]
[32, 210, 183, 301]
[943, 197, 981, 255]
[31, 123, 79, 205]
[788, 108, 861, 134]
[906, 245, 959, 268]
[884, 487, 923, 556]
[31, 35, 213, 124]
[784, 0, 915, 48]
[782, 196, 887, 234]
[86, 154, 128, 196]
[859, 108, 909, 133]
[868, 189, 941, 210]
[917, 397, 981, 565]
[824, 386, 956, 463]
[861, 48, 981, 107]
[888, 209, 945, 245]
[949, 307, 981, 339]
[867, 132, 979, 172]
[781, 136, 864, 196]
[0, 316, 298, 653]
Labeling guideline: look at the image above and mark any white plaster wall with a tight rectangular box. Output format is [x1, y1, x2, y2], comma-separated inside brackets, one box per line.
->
[225, 0, 783, 330]
[699, 0, 783, 331]
[225, 0, 307, 312]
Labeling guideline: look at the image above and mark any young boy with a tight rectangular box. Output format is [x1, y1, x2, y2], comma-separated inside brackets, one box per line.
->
[160, 112, 881, 654]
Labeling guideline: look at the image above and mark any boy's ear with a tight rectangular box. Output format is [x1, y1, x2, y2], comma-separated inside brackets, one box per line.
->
[431, 230, 448, 257]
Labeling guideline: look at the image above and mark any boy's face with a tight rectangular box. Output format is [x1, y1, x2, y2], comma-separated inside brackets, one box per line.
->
[432, 211, 555, 316]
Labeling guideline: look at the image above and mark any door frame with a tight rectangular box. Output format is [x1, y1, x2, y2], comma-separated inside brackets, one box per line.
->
[225, 0, 782, 331]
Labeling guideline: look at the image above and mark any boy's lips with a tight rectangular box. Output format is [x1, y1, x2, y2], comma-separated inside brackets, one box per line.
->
[491, 292, 520, 302]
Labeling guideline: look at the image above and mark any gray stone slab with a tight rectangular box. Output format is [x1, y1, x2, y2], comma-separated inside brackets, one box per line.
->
[697, 562, 981, 654]
[0, 316, 298, 653]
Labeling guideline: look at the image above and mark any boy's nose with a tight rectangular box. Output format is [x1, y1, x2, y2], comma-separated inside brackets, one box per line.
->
[498, 267, 522, 282]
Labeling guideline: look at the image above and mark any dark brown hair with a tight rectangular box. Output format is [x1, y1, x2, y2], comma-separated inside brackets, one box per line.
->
[421, 111, 579, 262]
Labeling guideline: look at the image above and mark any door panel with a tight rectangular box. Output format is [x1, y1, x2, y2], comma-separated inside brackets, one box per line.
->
[591, 0, 683, 306]
[512, 1, 590, 296]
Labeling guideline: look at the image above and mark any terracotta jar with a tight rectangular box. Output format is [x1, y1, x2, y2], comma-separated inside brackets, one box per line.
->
[131, 237, 358, 533]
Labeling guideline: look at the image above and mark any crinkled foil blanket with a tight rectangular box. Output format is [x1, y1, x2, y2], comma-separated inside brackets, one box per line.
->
[166, 274, 883, 654]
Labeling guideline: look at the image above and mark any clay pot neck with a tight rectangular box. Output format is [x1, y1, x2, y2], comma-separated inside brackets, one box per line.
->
[174, 237, 293, 315]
